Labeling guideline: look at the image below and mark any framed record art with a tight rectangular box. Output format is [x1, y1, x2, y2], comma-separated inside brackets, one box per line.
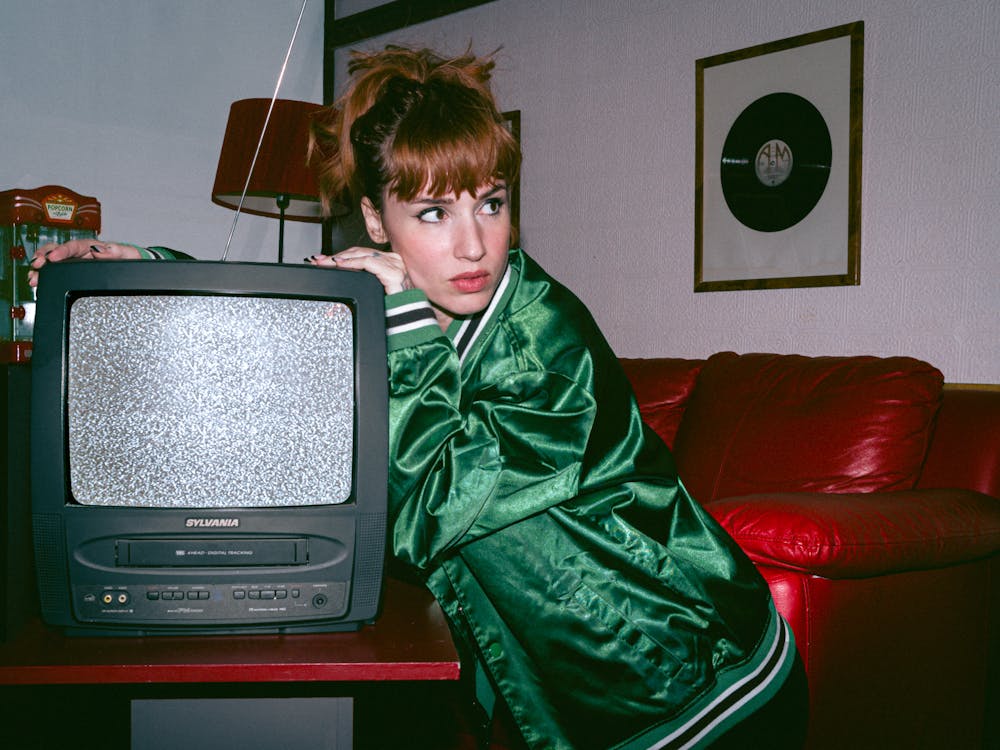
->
[695, 22, 863, 292]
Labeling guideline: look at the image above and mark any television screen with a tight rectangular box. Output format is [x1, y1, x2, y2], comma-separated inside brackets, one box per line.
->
[67, 294, 355, 508]
[31, 260, 388, 636]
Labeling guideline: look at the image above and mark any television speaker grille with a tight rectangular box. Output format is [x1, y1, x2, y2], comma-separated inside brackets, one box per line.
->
[32, 513, 67, 613]
[355, 513, 386, 611]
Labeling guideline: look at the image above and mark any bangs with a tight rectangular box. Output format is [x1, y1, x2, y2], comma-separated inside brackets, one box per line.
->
[383, 101, 520, 201]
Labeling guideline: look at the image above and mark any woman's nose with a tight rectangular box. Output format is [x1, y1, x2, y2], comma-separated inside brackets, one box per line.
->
[454, 220, 487, 261]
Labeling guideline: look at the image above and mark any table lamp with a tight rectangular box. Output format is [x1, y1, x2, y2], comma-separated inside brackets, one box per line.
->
[212, 98, 344, 262]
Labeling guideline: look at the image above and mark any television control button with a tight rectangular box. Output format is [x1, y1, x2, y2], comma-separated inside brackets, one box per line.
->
[233, 590, 246, 599]
[275, 590, 288, 599]
[291, 589, 300, 598]
[261, 590, 275, 600]
[248, 591, 261, 599]
[147, 591, 160, 600]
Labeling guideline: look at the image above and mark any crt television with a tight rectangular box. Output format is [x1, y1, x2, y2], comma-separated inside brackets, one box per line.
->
[30, 260, 387, 636]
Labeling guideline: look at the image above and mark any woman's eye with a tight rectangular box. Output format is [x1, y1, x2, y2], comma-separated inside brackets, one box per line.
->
[481, 198, 505, 215]
[417, 207, 447, 223]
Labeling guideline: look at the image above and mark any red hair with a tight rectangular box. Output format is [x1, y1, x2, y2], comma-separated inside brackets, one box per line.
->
[310, 46, 520, 217]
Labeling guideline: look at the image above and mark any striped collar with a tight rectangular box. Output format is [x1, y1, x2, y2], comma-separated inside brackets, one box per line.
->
[447, 261, 514, 365]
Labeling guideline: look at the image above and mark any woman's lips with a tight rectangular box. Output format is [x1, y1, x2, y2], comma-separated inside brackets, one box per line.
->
[450, 271, 490, 293]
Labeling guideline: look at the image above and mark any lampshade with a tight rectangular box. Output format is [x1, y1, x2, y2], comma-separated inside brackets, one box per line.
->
[212, 98, 336, 222]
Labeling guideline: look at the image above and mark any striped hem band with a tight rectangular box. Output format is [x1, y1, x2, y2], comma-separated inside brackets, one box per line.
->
[615, 607, 796, 750]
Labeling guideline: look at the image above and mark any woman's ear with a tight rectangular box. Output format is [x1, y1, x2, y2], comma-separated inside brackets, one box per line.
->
[360, 197, 388, 245]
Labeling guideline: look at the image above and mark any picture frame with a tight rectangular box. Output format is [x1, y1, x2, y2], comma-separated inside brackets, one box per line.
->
[694, 21, 864, 292]
[502, 109, 521, 241]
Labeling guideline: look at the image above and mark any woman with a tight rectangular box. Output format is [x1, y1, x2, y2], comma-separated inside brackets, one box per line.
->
[30, 46, 806, 750]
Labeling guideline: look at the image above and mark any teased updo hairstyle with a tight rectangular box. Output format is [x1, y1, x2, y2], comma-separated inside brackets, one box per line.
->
[310, 45, 520, 218]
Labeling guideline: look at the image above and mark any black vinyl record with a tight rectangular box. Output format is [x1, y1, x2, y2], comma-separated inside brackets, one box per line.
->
[720, 92, 832, 232]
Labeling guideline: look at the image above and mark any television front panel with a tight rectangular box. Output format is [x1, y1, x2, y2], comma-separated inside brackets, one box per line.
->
[31, 261, 388, 636]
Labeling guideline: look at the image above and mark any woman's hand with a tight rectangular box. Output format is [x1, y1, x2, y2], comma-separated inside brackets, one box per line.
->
[28, 240, 142, 287]
[306, 248, 413, 296]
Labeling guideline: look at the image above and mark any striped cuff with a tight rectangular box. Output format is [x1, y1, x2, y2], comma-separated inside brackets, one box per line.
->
[130, 244, 191, 260]
[126, 244, 154, 259]
[385, 289, 442, 351]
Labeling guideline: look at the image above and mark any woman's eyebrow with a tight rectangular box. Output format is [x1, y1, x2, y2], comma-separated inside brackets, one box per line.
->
[412, 195, 454, 205]
[480, 183, 507, 198]
[411, 183, 508, 205]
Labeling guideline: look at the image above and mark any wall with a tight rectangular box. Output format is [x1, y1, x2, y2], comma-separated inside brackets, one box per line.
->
[1, 0, 326, 262]
[332, 0, 999, 384]
[4, 1, 998, 382]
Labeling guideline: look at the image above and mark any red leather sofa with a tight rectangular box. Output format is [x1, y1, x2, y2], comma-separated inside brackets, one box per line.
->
[621, 352, 1000, 750]
[406, 351, 999, 750]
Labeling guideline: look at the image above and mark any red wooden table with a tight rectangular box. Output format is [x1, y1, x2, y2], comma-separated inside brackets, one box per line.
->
[0, 576, 461, 749]
[0, 575, 459, 685]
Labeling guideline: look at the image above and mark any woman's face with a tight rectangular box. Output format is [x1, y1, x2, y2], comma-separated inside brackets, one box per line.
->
[362, 182, 512, 329]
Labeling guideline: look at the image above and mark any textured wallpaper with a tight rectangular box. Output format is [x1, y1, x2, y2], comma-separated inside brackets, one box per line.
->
[371, 0, 999, 383]
[6, 0, 998, 382]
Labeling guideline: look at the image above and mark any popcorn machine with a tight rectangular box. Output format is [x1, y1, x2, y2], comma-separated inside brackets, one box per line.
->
[0, 186, 101, 363]
[1, 186, 98, 639]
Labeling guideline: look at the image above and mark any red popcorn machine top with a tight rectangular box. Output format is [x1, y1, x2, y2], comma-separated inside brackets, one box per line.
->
[1, 186, 101, 364]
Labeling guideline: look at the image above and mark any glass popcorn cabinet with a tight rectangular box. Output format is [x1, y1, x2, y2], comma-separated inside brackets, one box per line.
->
[0, 186, 100, 363]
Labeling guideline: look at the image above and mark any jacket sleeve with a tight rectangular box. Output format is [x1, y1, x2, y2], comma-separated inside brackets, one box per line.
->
[384, 290, 597, 570]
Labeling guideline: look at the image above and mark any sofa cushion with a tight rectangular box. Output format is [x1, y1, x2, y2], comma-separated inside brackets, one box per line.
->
[619, 357, 704, 449]
[706, 489, 1000, 578]
[672, 352, 944, 502]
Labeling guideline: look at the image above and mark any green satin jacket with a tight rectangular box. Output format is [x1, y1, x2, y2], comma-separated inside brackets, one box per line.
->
[384, 249, 795, 749]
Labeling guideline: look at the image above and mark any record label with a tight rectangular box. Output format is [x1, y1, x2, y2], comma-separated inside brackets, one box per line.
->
[755, 139, 792, 186]
[720, 92, 831, 232]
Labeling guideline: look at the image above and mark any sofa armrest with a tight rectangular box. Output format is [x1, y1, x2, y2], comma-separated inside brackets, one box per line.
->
[705, 489, 1000, 579]
[919, 386, 1000, 497]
